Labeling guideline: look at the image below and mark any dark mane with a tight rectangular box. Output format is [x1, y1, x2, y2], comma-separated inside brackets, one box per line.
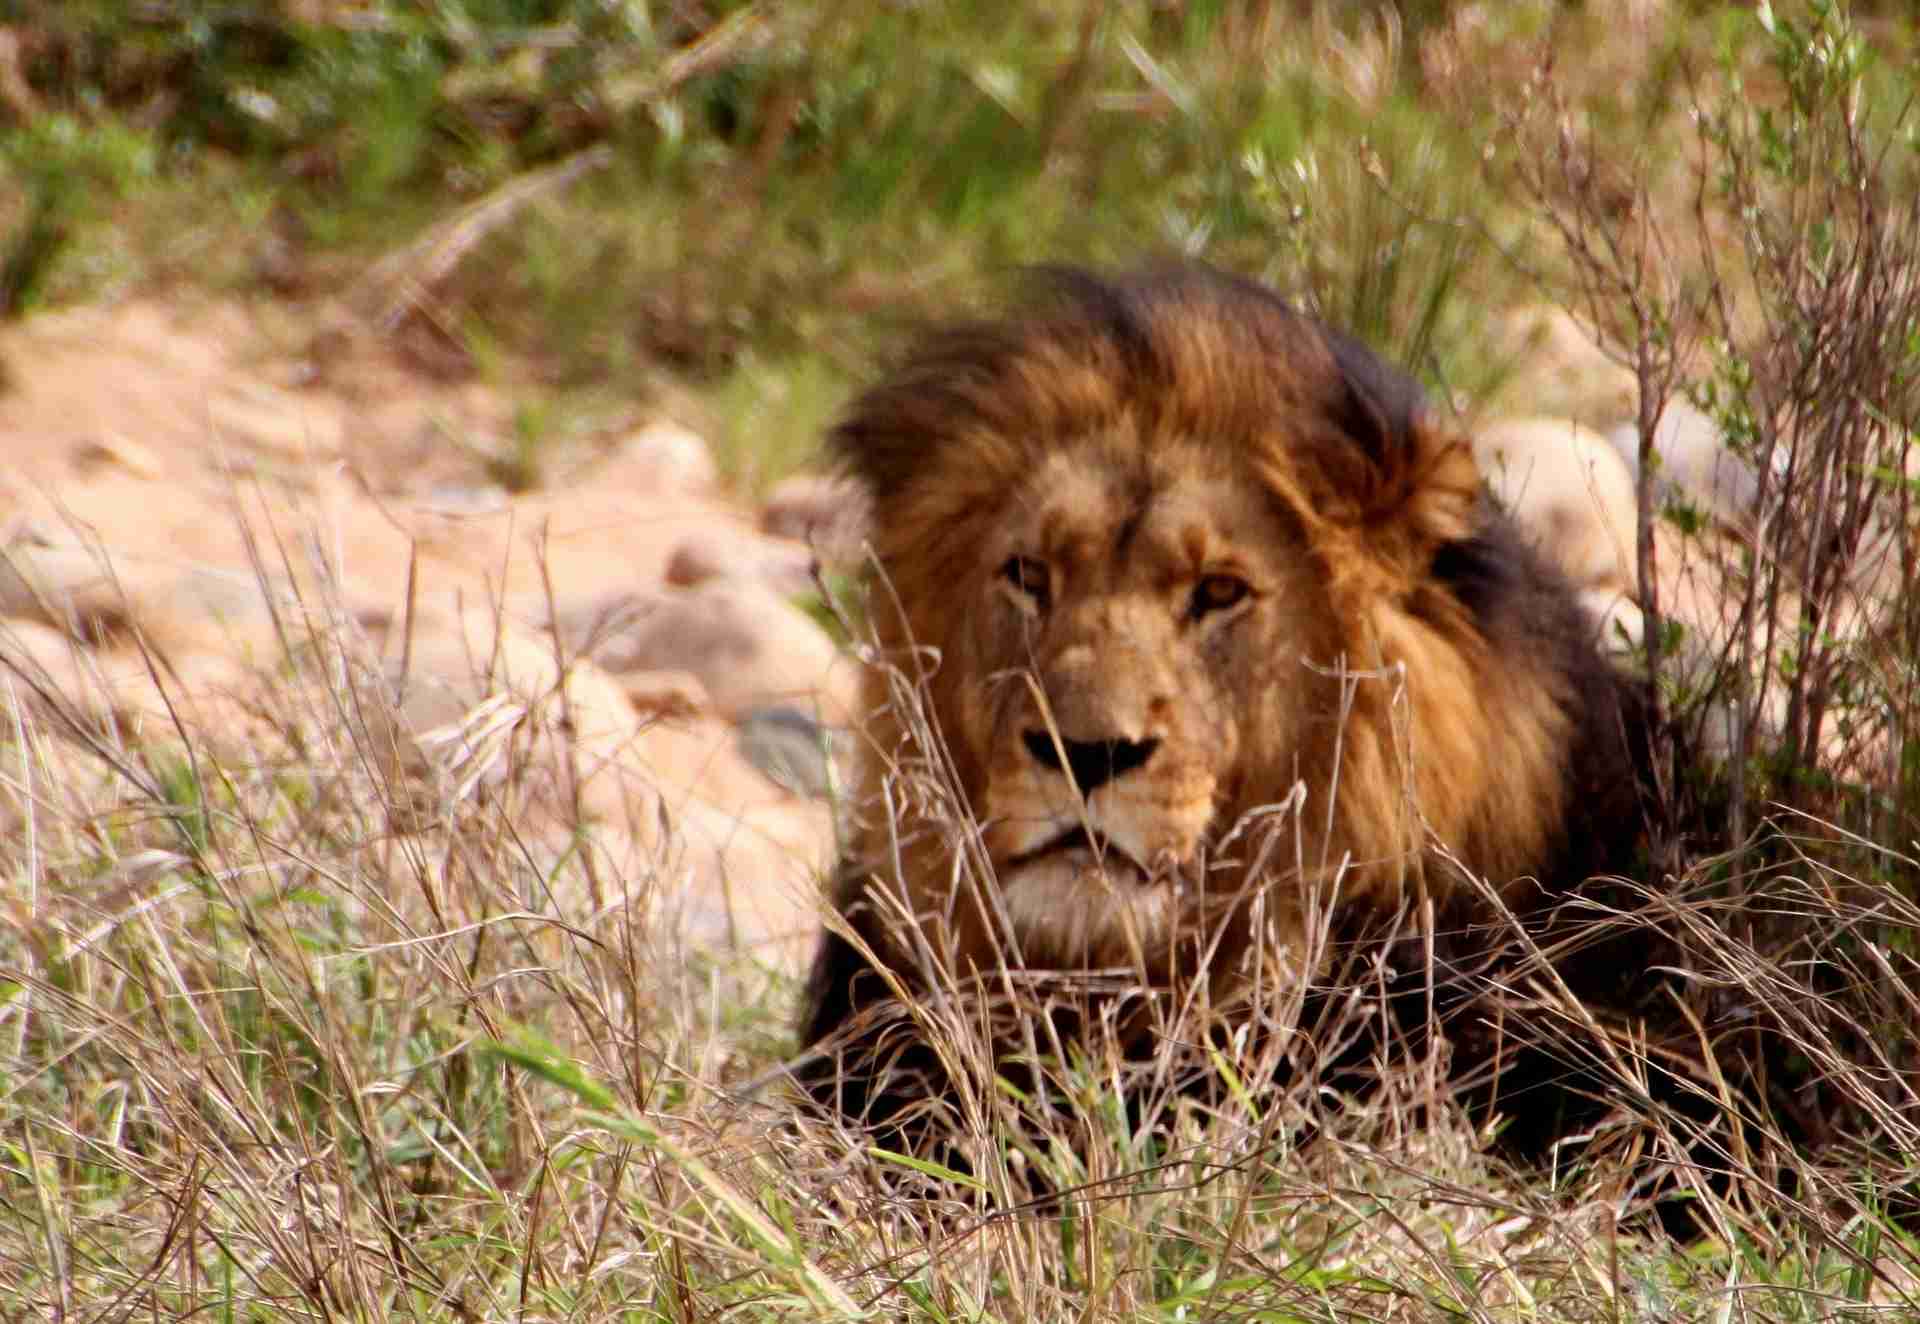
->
[800, 261, 1658, 1205]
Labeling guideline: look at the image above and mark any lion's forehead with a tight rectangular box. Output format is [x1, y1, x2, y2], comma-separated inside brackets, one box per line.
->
[1003, 448, 1299, 582]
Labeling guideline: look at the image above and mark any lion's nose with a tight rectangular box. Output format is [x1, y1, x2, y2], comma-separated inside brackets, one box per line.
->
[1022, 730, 1160, 795]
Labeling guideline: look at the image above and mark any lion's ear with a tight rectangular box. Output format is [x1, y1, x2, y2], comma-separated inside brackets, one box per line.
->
[1393, 412, 1481, 548]
[1322, 329, 1479, 550]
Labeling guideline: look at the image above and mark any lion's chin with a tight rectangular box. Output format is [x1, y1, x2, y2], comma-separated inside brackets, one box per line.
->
[993, 834, 1186, 971]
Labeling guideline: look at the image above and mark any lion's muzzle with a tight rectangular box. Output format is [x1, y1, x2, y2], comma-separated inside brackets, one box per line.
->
[1021, 729, 1161, 795]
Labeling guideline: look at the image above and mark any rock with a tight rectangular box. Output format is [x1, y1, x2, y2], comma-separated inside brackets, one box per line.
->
[549, 581, 856, 725]
[1475, 416, 1639, 598]
[664, 531, 814, 594]
[611, 419, 719, 496]
[546, 591, 658, 666]
[1487, 305, 1637, 426]
[351, 604, 837, 979]
[761, 472, 869, 570]
[368, 604, 668, 835]
[160, 566, 299, 660]
[0, 544, 294, 661]
[0, 614, 267, 741]
[644, 792, 831, 976]
[73, 431, 165, 480]
[208, 382, 346, 462]
[415, 482, 511, 516]
[0, 545, 131, 644]
[737, 705, 839, 800]
[0, 290, 859, 970]
[0, 616, 96, 718]
[622, 668, 710, 720]
[1606, 400, 1759, 531]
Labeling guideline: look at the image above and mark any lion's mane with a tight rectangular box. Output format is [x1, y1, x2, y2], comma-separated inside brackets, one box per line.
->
[796, 265, 1647, 1148]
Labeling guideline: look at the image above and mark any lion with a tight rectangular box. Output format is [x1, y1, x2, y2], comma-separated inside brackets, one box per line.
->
[795, 265, 1649, 1159]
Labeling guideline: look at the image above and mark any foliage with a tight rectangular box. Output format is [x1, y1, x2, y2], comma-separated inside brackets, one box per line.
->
[0, 2, 1521, 422]
[1501, 0, 1920, 865]
[0, 112, 152, 316]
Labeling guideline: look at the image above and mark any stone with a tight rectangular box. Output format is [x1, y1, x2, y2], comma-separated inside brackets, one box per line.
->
[367, 604, 665, 835]
[0, 543, 295, 662]
[612, 419, 719, 496]
[73, 432, 165, 480]
[549, 581, 856, 725]
[0, 545, 131, 643]
[736, 705, 839, 800]
[622, 668, 710, 720]
[0, 614, 267, 742]
[1475, 416, 1639, 598]
[0, 293, 849, 967]
[664, 531, 815, 594]
[761, 471, 869, 570]
[1486, 305, 1637, 426]
[208, 382, 346, 461]
[1606, 400, 1759, 531]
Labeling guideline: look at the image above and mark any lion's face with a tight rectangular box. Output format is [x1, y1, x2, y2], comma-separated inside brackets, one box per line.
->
[960, 444, 1343, 967]
[832, 266, 1584, 980]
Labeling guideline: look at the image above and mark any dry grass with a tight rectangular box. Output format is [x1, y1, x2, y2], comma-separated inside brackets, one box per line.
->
[2, 515, 1915, 1324]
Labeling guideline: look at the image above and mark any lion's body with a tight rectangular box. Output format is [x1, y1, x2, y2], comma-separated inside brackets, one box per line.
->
[798, 267, 1647, 1147]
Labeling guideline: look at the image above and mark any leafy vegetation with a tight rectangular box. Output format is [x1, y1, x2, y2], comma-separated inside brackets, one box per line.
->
[1, 0, 1550, 478]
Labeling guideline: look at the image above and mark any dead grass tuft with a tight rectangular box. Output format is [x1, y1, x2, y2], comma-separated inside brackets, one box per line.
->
[5, 509, 1914, 1321]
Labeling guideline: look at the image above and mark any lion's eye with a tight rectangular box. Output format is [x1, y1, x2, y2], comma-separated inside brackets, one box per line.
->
[1001, 555, 1052, 610]
[1189, 573, 1251, 619]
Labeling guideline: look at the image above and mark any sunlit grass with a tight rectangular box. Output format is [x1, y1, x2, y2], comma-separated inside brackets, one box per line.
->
[2, 548, 1916, 1319]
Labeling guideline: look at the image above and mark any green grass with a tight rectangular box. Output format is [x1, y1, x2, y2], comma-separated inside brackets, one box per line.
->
[1, 1, 1538, 477]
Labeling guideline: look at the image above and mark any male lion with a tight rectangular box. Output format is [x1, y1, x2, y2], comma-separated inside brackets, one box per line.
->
[796, 265, 1649, 1160]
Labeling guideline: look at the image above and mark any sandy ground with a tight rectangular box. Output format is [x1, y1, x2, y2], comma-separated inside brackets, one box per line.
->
[0, 294, 859, 975]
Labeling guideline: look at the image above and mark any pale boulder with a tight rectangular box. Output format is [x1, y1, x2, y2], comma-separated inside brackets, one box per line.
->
[207, 382, 347, 463]
[1474, 416, 1640, 617]
[609, 419, 719, 496]
[367, 604, 663, 835]
[0, 542, 299, 662]
[548, 581, 857, 726]
[762, 471, 869, 571]
[621, 668, 711, 720]
[0, 613, 267, 743]
[1486, 305, 1637, 425]
[362, 603, 832, 973]
[664, 530, 815, 594]
[1605, 399, 1759, 532]
[641, 793, 828, 973]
